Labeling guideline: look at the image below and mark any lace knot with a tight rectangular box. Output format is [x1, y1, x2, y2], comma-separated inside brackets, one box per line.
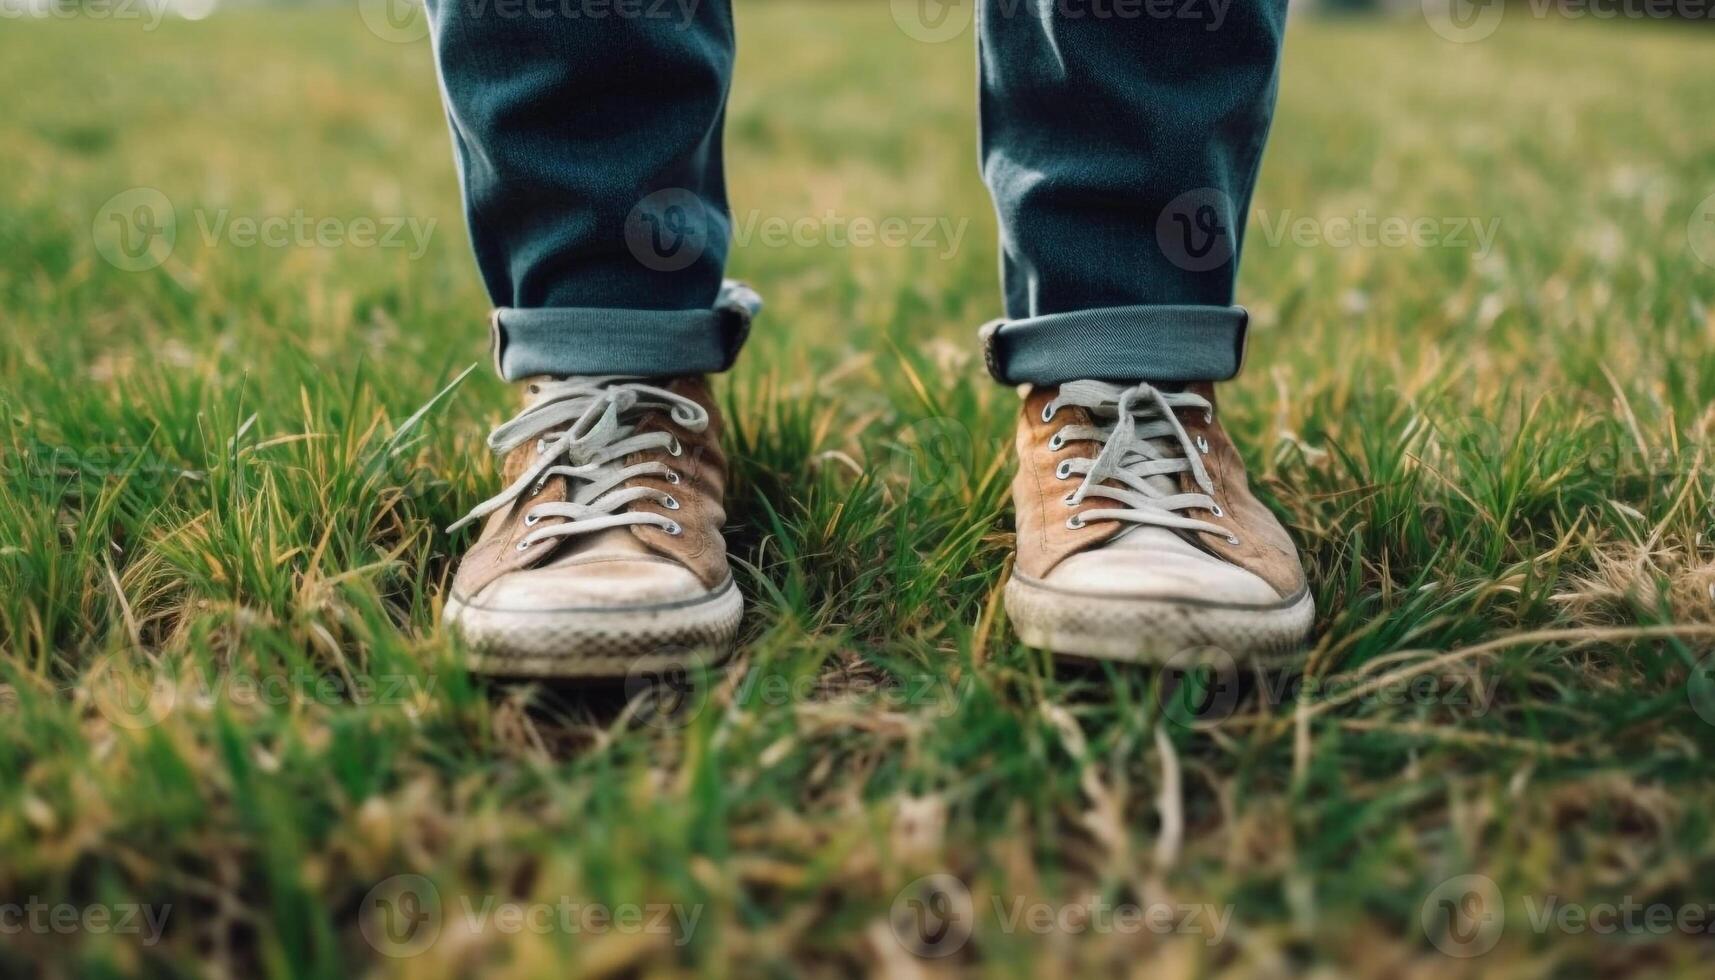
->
[447, 377, 705, 547]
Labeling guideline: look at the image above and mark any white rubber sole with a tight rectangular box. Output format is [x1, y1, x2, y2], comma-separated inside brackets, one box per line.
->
[1005, 574, 1314, 665]
[445, 579, 743, 678]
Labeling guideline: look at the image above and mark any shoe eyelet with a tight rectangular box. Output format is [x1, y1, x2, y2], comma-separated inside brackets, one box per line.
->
[1210, 503, 1224, 517]
[1055, 461, 1072, 480]
[1063, 493, 1077, 506]
[1041, 403, 1057, 423]
[665, 470, 681, 485]
[1048, 433, 1065, 451]
[515, 540, 531, 552]
[1066, 514, 1085, 530]
[1195, 435, 1210, 454]
[524, 513, 541, 526]
[535, 438, 547, 454]
[664, 520, 683, 536]
[1226, 534, 1241, 546]
[663, 494, 680, 510]
[667, 437, 683, 457]
[1204, 410, 1214, 425]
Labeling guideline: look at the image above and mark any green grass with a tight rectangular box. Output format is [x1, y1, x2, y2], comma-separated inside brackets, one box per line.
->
[4, 5, 1715, 976]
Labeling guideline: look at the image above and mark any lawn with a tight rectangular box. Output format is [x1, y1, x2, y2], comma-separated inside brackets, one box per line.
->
[3, 4, 1715, 976]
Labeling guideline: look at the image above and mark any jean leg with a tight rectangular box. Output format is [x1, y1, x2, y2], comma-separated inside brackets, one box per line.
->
[977, 0, 1287, 384]
[424, 0, 753, 378]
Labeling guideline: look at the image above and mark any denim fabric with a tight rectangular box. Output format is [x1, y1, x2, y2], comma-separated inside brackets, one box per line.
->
[978, 0, 1287, 383]
[493, 280, 762, 379]
[423, 0, 736, 380]
[425, 0, 1284, 383]
[983, 306, 1248, 386]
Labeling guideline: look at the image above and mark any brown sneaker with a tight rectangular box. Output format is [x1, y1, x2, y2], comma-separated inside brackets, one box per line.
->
[443, 376, 741, 676]
[1006, 380, 1313, 663]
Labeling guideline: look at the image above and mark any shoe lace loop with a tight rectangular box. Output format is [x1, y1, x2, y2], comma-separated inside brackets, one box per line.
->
[1046, 380, 1232, 540]
[447, 377, 706, 548]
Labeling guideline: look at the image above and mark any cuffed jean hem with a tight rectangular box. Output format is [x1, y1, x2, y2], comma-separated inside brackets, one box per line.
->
[491, 280, 762, 381]
[979, 304, 1249, 386]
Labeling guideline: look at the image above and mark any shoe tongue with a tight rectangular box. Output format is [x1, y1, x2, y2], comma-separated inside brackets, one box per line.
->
[543, 525, 651, 567]
[1109, 523, 1195, 553]
[1139, 470, 1180, 497]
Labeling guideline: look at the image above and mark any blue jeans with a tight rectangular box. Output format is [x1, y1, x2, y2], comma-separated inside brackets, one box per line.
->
[424, 0, 1286, 384]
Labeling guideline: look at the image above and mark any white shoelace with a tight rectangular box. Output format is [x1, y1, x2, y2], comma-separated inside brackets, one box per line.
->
[1044, 381, 1238, 545]
[447, 377, 707, 551]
